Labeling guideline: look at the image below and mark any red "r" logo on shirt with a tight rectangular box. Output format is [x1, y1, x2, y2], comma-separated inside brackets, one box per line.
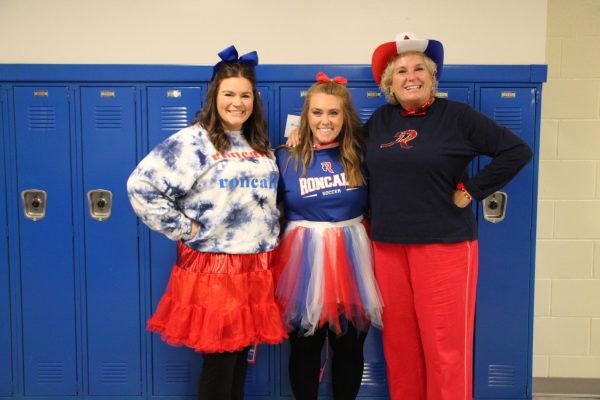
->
[380, 130, 417, 149]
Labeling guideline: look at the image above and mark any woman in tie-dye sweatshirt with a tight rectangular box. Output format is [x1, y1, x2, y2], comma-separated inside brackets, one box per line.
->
[127, 46, 285, 400]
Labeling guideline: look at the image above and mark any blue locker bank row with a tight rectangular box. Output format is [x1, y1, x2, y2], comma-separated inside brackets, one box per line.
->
[0, 64, 546, 399]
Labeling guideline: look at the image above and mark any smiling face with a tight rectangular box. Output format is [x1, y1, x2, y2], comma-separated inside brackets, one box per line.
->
[307, 93, 344, 145]
[390, 53, 435, 110]
[216, 76, 254, 131]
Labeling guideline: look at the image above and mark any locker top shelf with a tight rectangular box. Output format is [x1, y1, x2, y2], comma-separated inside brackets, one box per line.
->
[0, 64, 547, 84]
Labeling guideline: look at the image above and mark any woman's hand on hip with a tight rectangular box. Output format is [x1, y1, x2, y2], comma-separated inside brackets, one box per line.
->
[190, 221, 201, 237]
[453, 190, 473, 208]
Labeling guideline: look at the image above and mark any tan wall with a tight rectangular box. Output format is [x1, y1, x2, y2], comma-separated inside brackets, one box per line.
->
[0, 0, 546, 64]
[534, 0, 600, 379]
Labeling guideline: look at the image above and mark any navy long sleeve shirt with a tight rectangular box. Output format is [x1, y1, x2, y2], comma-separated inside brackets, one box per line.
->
[363, 98, 532, 244]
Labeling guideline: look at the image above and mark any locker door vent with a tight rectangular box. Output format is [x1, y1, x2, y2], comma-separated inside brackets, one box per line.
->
[37, 361, 64, 384]
[165, 361, 191, 383]
[493, 108, 522, 134]
[27, 106, 56, 131]
[102, 362, 129, 384]
[487, 364, 515, 387]
[94, 106, 123, 129]
[359, 108, 378, 124]
[246, 366, 258, 384]
[160, 106, 189, 131]
[289, 106, 303, 117]
[361, 362, 387, 385]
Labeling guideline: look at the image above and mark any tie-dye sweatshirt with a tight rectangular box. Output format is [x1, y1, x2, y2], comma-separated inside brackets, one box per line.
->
[127, 124, 280, 254]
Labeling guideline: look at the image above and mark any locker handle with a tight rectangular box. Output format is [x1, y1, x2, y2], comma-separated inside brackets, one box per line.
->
[88, 189, 113, 221]
[483, 191, 507, 223]
[22, 189, 47, 221]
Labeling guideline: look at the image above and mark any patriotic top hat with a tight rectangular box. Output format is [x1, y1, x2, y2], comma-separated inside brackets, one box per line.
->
[371, 32, 444, 85]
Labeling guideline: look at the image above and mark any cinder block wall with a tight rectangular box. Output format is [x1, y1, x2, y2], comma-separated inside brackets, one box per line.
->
[534, 0, 600, 379]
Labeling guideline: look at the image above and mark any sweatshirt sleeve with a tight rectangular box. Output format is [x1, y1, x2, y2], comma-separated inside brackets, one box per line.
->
[126, 131, 203, 241]
[461, 107, 533, 200]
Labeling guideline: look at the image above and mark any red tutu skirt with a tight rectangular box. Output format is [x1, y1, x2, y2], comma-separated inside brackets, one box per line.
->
[273, 216, 383, 336]
[147, 241, 287, 353]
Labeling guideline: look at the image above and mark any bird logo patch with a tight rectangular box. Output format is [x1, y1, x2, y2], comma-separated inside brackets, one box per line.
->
[380, 129, 418, 149]
[321, 162, 334, 173]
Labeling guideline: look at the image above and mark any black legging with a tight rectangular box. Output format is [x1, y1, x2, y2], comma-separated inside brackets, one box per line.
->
[197, 347, 250, 400]
[289, 323, 368, 399]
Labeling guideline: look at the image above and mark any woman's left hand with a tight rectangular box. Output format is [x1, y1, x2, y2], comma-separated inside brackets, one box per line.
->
[286, 129, 300, 147]
[453, 190, 472, 208]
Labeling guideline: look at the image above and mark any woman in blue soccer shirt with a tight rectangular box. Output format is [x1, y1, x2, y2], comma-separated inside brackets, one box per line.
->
[365, 33, 533, 400]
[127, 46, 286, 400]
[275, 72, 383, 400]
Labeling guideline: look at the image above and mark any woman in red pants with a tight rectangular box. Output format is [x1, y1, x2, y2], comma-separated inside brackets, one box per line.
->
[364, 32, 533, 400]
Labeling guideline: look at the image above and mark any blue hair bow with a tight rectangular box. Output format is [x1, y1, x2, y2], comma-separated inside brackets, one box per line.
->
[212, 45, 259, 79]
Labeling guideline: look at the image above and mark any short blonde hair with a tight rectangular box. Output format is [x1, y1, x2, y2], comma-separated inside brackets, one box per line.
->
[379, 51, 438, 104]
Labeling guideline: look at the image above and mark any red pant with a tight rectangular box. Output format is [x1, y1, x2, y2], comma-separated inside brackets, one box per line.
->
[373, 241, 478, 400]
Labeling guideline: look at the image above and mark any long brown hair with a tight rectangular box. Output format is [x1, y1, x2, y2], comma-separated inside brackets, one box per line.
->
[287, 80, 365, 187]
[195, 62, 270, 154]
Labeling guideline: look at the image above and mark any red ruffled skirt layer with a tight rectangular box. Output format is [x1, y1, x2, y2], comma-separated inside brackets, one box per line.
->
[147, 241, 287, 353]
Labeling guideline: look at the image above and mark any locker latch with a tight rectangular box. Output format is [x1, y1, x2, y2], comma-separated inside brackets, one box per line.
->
[87, 189, 113, 221]
[21, 189, 47, 221]
[483, 191, 507, 223]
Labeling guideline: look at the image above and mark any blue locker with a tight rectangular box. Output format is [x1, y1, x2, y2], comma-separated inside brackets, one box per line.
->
[244, 345, 273, 397]
[147, 87, 203, 150]
[257, 85, 274, 147]
[356, 329, 388, 397]
[277, 85, 385, 143]
[146, 86, 274, 398]
[146, 86, 204, 397]
[348, 87, 388, 124]
[436, 85, 473, 106]
[473, 87, 536, 399]
[336, 86, 390, 398]
[436, 85, 477, 213]
[80, 87, 143, 396]
[277, 85, 391, 398]
[278, 86, 310, 146]
[13, 86, 78, 395]
[0, 91, 13, 397]
[279, 329, 389, 398]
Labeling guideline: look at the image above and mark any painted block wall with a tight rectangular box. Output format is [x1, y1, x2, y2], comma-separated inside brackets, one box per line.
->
[533, 0, 600, 379]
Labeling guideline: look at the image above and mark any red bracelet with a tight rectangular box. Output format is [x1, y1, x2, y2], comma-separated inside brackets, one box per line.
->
[456, 182, 473, 200]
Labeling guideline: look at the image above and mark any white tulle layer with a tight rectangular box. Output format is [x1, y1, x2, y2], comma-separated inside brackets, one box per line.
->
[274, 217, 383, 335]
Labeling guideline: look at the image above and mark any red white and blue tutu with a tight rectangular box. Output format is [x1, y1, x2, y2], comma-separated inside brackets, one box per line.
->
[274, 216, 383, 335]
[147, 241, 287, 353]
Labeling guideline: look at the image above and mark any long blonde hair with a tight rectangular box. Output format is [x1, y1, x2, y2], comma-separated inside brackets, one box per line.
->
[286, 80, 365, 187]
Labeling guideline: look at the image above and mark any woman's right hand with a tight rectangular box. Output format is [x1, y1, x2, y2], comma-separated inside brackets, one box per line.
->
[453, 189, 472, 208]
[286, 128, 300, 147]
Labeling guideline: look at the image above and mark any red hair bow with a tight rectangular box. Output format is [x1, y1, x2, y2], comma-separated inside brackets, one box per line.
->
[316, 71, 348, 85]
